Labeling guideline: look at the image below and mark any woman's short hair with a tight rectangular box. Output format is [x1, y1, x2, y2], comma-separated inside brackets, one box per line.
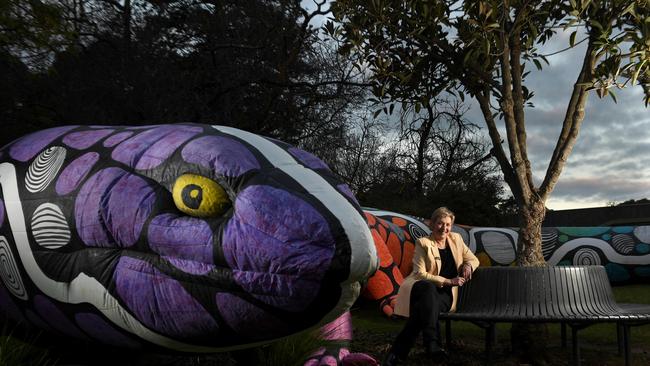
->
[431, 206, 455, 224]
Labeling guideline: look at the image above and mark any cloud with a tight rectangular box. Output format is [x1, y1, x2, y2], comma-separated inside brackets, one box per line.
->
[463, 31, 650, 210]
[547, 175, 650, 207]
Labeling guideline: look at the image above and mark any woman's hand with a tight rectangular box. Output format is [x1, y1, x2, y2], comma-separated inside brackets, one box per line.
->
[460, 263, 473, 279]
[448, 277, 466, 287]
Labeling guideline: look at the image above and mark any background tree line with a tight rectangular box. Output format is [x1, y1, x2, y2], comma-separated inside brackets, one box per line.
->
[1, 0, 509, 225]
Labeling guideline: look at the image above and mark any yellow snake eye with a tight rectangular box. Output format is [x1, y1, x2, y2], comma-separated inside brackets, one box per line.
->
[172, 174, 231, 217]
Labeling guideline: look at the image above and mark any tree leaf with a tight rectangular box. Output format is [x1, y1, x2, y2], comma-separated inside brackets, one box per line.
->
[569, 31, 577, 47]
[541, 55, 549, 65]
[590, 19, 603, 31]
[631, 60, 647, 85]
[324, 21, 335, 36]
[622, 2, 636, 16]
[609, 89, 617, 103]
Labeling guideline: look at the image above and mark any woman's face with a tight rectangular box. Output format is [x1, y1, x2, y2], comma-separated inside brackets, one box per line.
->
[431, 215, 453, 239]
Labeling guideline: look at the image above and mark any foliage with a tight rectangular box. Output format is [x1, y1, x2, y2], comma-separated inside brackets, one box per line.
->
[0, 0, 71, 66]
[616, 197, 650, 206]
[318, 113, 393, 194]
[0, 0, 368, 148]
[326, 96, 505, 226]
[397, 100, 496, 194]
[330, 0, 649, 105]
[0, 0, 511, 224]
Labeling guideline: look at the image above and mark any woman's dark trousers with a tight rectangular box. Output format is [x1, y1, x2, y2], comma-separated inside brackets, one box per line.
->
[391, 280, 452, 358]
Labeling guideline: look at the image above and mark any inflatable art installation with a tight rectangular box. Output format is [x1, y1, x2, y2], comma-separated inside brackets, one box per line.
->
[0, 124, 378, 362]
[363, 208, 650, 316]
[2, 123, 650, 364]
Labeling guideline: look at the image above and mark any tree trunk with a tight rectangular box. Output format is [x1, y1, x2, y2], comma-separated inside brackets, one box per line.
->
[122, 0, 131, 59]
[412, 104, 436, 196]
[510, 323, 550, 365]
[516, 197, 546, 267]
[511, 197, 548, 364]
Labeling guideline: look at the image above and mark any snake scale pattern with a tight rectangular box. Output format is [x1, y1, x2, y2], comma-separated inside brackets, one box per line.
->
[0, 123, 377, 354]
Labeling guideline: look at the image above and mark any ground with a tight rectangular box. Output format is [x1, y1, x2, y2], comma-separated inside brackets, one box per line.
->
[15, 284, 650, 366]
[349, 316, 650, 366]
[52, 323, 649, 366]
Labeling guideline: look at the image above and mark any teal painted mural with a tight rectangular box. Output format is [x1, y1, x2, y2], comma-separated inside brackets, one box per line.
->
[457, 225, 650, 283]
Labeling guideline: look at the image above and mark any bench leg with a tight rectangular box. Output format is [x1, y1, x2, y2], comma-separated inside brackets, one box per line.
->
[617, 322, 623, 356]
[623, 324, 631, 366]
[561, 323, 567, 348]
[445, 319, 451, 350]
[485, 323, 495, 365]
[571, 325, 580, 366]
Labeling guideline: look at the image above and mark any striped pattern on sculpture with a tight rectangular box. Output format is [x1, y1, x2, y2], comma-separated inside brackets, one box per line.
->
[25, 146, 67, 193]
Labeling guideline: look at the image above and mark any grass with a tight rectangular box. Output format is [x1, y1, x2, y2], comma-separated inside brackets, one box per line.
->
[1, 284, 648, 365]
[0, 324, 57, 366]
[3, 327, 337, 366]
[349, 284, 650, 365]
[248, 329, 340, 366]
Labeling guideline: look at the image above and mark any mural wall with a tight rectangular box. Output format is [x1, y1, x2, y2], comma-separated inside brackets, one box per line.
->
[461, 225, 650, 283]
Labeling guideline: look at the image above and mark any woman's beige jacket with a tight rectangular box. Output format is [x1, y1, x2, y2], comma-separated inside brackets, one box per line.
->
[393, 232, 479, 317]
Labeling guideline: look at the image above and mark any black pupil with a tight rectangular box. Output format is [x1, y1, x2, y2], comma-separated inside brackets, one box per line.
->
[182, 184, 203, 209]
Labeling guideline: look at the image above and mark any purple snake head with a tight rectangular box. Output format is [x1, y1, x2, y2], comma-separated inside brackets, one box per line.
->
[0, 124, 377, 351]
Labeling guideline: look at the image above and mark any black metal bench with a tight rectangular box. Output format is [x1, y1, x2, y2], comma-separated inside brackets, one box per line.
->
[439, 265, 650, 366]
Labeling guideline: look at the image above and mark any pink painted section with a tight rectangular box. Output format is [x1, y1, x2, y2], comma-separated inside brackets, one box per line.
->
[320, 312, 352, 341]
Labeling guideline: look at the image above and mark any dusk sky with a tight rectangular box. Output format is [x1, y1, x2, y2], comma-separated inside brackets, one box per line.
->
[305, 1, 650, 211]
[472, 31, 650, 210]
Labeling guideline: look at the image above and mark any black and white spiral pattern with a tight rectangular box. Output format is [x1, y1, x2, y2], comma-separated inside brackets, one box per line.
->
[408, 223, 428, 241]
[31, 203, 71, 249]
[541, 228, 559, 259]
[573, 248, 601, 265]
[25, 146, 67, 193]
[0, 236, 27, 300]
[612, 234, 635, 254]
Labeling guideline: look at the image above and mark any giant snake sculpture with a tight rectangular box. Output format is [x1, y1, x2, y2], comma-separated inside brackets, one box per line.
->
[0, 123, 377, 364]
[1, 123, 650, 363]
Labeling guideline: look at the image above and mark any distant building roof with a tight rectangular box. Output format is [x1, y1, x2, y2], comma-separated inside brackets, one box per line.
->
[543, 203, 650, 226]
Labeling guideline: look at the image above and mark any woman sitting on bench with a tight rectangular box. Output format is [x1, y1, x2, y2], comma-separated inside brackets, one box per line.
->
[383, 207, 479, 366]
